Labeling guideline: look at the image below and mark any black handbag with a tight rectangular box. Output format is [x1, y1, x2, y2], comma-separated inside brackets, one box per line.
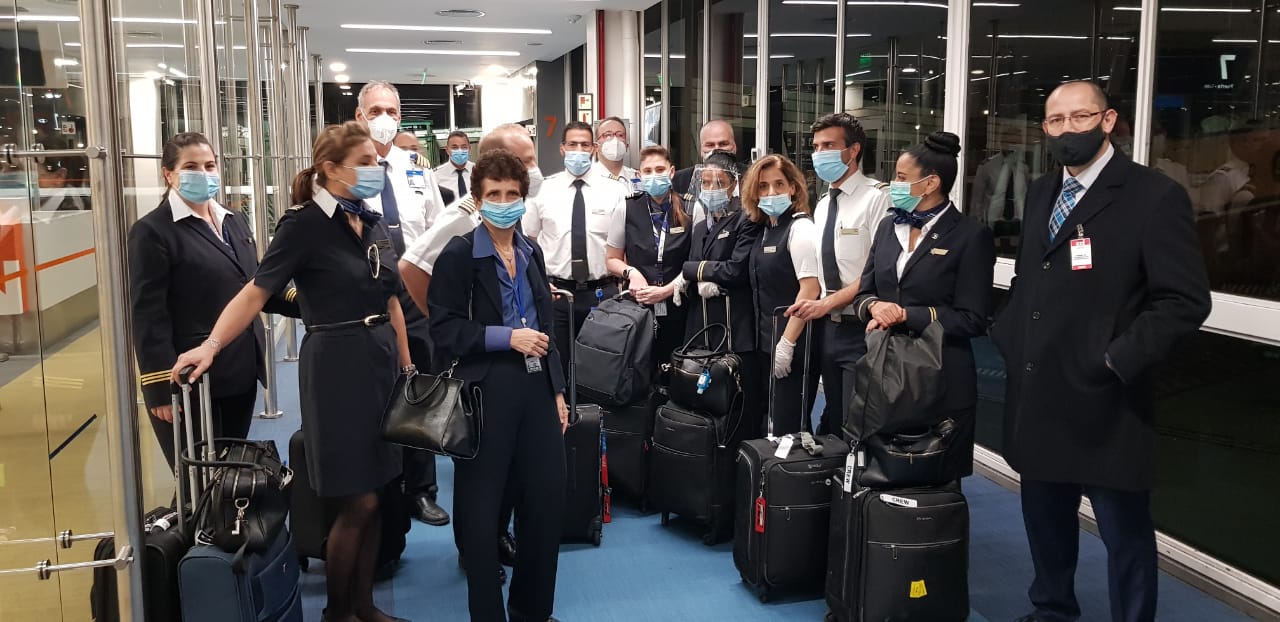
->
[667, 323, 742, 418]
[186, 439, 293, 554]
[381, 364, 484, 460]
[845, 321, 946, 441]
[857, 419, 957, 488]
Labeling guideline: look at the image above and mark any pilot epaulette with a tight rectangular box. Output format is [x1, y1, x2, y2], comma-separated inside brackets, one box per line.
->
[874, 182, 890, 190]
[458, 196, 477, 215]
[287, 204, 306, 212]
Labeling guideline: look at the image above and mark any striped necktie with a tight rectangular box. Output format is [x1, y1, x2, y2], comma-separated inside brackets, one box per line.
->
[1048, 177, 1082, 241]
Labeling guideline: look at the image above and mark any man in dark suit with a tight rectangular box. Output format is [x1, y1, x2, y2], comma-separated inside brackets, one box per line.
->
[672, 119, 739, 200]
[991, 81, 1212, 622]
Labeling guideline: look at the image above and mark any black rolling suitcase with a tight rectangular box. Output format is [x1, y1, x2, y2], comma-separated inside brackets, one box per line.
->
[602, 387, 665, 508]
[649, 400, 742, 545]
[824, 482, 970, 622]
[288, 429, 409, 576]
[734, 314, 849, 601]
[91, 506, 188, 621]
[556, 288, 607, 545]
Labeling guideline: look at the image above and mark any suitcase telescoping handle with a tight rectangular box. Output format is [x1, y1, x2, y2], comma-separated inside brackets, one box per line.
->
[550, 287, 580, 425]
[768, 305, 814, 441]
[170, 365, 215, 530]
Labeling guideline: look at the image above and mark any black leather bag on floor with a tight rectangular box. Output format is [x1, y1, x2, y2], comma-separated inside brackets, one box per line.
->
[825, 482, 969, 622]
[667, 323, 742, 417]
[856, 420, 957, 489]
[648, 402, 742, 545]
[844, 322, 945, 442]
[381, 365, 484, 460]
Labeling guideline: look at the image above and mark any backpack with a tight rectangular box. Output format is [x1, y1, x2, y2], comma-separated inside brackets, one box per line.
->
[574, 294, 656, 406]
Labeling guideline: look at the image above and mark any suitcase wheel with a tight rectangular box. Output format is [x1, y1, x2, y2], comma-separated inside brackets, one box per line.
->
[757, 588, 770, 604]
[824, 612, 836, 622]
[660, 511, 670, 526]
[701, 530, 717, 546]
[591, 528, 602, 547]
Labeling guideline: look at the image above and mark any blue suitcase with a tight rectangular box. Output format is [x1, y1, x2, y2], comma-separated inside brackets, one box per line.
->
[178, 527, 303, 622]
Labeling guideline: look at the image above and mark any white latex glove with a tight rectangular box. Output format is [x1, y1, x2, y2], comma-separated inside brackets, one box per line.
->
[772, 337, 795, 379]
[671, 273, 687, 307]
[697, 281, 722, 298]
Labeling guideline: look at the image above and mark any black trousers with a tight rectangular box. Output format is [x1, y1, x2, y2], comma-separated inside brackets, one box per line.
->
[1020, 480, 1158, 622]
[453, 355, 565, 622]
[817, 317, 867, 437]
[404, 327, 439, 499]
[148, 390, 257, 470]
[551, 283, 619, 379]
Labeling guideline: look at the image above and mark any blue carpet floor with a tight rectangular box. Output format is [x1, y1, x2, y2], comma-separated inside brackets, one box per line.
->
[252, 351, 1254, 622]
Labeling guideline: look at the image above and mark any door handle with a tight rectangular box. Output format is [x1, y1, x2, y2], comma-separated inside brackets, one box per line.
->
[0, 544, 132, 580]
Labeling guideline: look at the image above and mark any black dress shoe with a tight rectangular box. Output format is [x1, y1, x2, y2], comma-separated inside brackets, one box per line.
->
[410, 495, 450, 526]
[498, 532, 518, 567]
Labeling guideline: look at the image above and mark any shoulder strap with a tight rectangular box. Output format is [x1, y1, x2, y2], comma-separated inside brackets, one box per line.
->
[458, 196, 477, 215]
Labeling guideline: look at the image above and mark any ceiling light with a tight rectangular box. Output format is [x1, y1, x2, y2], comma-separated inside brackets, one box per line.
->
[435, 9, 485, 18]
[53, 58, 79, 67]
[342, 23, 551, 35]
[329, 62, 347, 72]
[974, 2, 1021, 5]
[347, 48, 521, 57]
[339, 84, 351, 90]
[743, 54, 797, 59]
[334, 73, 350, 82]
[1114, 5, 1251, 12]
[842, 1, 947, 7]
[66, 42, 81, 47]
[901, 66, 918, 73]
[143, 70, 163, 80]
[168, 67, 189, 79]
[112, 17, 196, 24]
[425, 39, 463, 45]
[127, 43, 185, 48]
[971, 69, 984, 74]
[988, 34, 1088, 39]
[157, 63, 167, 69]
[0, 14, 79, 22]
[744, 32, 871, 38]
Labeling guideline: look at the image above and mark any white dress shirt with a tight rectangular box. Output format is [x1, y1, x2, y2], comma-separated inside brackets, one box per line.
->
[522, 171, 624, 280]
[894, 203, 954, 280]
[364, 145, 446, 248]
[784, 216, 821, 280]
[401, 195, 482, 276]
[812, 170, 890, 315]
[590, 160, 638, 194]
[167, 188, 232, 241]
[1061, 142, 1114, 207]
[434, 160, 475, 199]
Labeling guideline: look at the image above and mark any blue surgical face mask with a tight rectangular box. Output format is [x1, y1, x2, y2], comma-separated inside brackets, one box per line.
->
[342, 165, 385, 200]
[564, 151, 592, 177]
[889, 178, 928, 212]
[449, 149, 469, 167]
[757, 193, 792, 218]
[642, 174, 672, 198]
[699, 188, 730, 213]
[176, 170, 220, 203]
[480, 198, 526, 229]
[811, 149, 851, 184]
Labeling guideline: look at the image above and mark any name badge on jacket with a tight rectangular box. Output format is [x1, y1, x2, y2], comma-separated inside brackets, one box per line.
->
[1070, 238, 1093, 270]
[717, 230, 731, 240]
[406, 169, 427, 189]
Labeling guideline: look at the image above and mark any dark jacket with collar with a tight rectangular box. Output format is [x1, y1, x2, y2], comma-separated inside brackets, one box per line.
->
[681, 201, 762, 353]
[852, 205, 996, 413]
[128, 198, 300, 409]
[427, 227, 567, 396]
[990, 153, 1211, 491]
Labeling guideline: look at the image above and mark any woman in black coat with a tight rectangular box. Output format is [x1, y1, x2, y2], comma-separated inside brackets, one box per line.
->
[427, 149, 570, 622]
[851, 132, 995, 479]
[128, 131, 298, 469]
[173, 121, 412, 622]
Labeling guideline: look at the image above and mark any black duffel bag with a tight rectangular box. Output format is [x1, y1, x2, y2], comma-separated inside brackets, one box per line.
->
[667, 323, 742, 417]
[856, 419, 957, 488]
[187, 438, 293, 554]
[574, 293, 656, 406]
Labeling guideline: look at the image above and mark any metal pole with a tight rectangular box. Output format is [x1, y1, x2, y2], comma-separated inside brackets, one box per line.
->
[244, 0, 282, 419]
[282, 5, 304, 362]
[700, 0, 710, 126]
[1252, 0, 1267, 120]
[1129, 0, 1159, 166]
[753, 0, 766, 157]
[295, 24, 312, 153]
[942, 0, 972, 205]
[312, 53, 325, 133]
[196, 0, 223, 147]
[82, 0, 145, 615]
[833, 0, 846, 113]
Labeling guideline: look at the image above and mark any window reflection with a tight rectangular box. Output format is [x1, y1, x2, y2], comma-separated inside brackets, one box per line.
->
[1151, 0, 1280, 301]
[767, 0, 836, 204]
[644, 4, 664, 148]
[668, 0, 703, 169]
[711, 0, 757, 163]
[964, 1, 1140, 258]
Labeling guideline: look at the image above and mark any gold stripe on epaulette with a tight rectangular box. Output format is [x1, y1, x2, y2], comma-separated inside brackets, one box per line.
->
[459, 197, 476, 215]
[285, 288, 298, 302]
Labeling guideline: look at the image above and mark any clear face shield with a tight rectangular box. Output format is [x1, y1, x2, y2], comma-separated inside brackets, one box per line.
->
[689, 163, 739, 217]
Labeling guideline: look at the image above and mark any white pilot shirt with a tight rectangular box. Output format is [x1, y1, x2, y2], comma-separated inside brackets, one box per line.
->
[894, 202, 953, 280]
[401, 195, 482, 276]
[812, 170, 889, 316]
[590, 160, 638, 194]
[364, 145, 446, 248]
[522, 171, 624, 280]
[434, 160, 475, 199]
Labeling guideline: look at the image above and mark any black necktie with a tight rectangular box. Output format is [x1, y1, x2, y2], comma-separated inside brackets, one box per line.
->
[457, 169, 468, 197]
[820, 187, 843, 294]
[571, 179, 589, 281]
[379, 161, 404, 256]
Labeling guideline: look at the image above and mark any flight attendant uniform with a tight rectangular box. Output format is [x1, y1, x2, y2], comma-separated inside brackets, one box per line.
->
[607, 193, 692, 375]
[252, 187, 402, 497]
[749, 210, 820, 436]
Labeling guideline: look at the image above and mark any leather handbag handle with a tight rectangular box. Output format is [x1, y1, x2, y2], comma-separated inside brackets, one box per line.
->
[674, 322, 730, 359]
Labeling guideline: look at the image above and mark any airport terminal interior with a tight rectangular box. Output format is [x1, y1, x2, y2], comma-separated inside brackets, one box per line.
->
[0, 0, 1277, 620]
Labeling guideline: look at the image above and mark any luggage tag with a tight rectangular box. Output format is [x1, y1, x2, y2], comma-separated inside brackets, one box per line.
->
[1070, 224, 1092, 271]
[696, 369, 711, 394]
[405, 169, 427, 190]
[754, 496, 767, 533]
[842, 451, 858, 492]
[774, 435, 795, 459]
[654, 301, 668, 317]
[520, 315, 542, 374]
[879, 493, 918, 508]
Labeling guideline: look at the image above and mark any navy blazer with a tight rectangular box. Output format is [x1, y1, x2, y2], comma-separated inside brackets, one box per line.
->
[852, 206, 996, 412]
[991, 153, 1211, 490]
[427, 227, 567, 396]
[681, 203, 762, 353]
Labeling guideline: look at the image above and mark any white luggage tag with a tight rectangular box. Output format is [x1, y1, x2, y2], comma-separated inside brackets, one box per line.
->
[773, 435, 795, 459]
[879, 493, 918, 508]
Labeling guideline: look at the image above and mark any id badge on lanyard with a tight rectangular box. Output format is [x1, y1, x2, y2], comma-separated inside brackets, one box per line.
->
[1070, 224, 1093, 271]
[515, 272, 543, 373]
[653, 216, 669, 317]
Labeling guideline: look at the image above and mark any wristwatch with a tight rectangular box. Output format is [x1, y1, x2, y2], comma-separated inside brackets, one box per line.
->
[400, 364, 417, 375]
[622, 267, 633, 281]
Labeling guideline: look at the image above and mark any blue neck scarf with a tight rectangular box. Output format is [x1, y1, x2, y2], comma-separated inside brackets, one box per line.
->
[890, 201, 947, 229]
[335, 196, 382, 225]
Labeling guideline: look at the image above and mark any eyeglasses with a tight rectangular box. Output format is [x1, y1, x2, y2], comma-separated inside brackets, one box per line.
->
[1043, 111, 1105, 131]
[366, 244, 382, 280]
[562, 141, 594, 150]
[598, 131, 626, 141]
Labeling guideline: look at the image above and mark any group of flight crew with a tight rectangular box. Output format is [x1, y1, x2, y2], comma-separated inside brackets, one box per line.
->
[133, 85, 993, 620]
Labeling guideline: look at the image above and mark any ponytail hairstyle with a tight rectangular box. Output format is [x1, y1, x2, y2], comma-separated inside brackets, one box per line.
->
[291, 120, 372, 204]
[160, 132, 214, 189]
[639, 144, 686, 228]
